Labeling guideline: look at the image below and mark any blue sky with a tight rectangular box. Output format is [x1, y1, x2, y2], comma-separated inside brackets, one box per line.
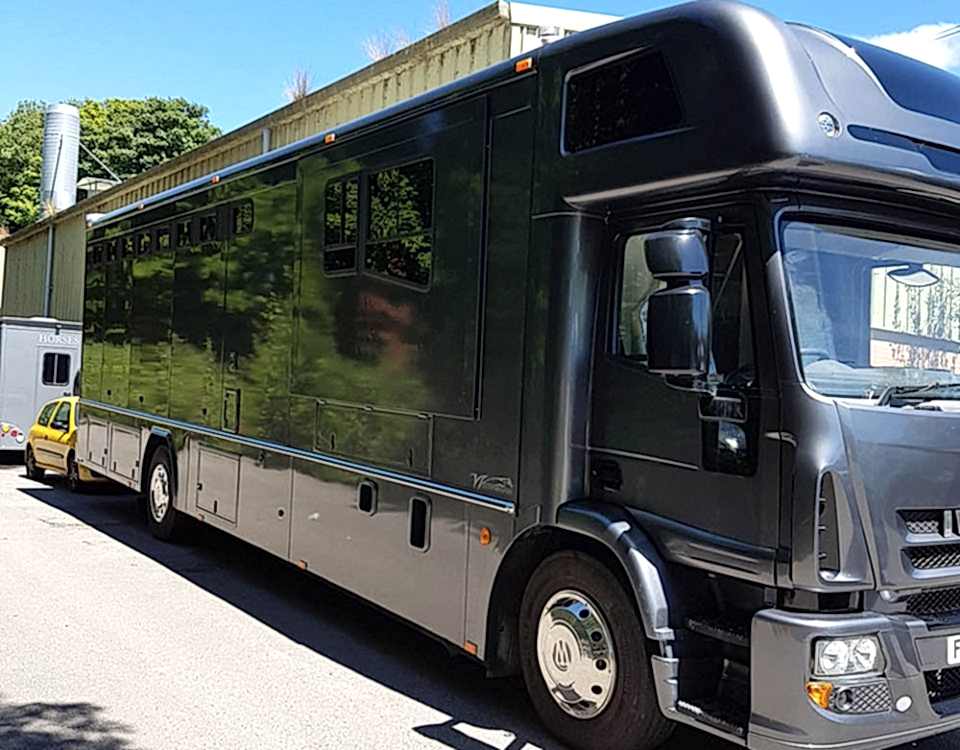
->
[1, 0, 958, 133]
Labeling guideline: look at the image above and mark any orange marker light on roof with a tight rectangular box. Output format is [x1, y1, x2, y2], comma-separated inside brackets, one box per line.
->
[515, 57, 534, 73]
[211, 175, 220, 184]
[324, 133, 336, 144]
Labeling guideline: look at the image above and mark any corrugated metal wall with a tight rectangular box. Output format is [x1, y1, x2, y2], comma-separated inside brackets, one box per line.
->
[0, 1, 618, 321]
[50, 214, 86, 321]
[2, 231, 47, 317]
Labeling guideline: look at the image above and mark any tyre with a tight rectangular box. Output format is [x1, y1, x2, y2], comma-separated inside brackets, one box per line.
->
[144, 445, 185, 541]
[519, 551, 674, 750]
[25, 446, 45, 481]
[66, 452, 82, 493]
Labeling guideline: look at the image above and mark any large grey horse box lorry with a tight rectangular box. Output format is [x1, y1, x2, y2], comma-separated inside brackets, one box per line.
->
[0, 317, 81, 452]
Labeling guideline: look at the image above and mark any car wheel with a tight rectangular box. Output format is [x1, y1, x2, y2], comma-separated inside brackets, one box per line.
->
[145, 445, 185, 541]
[519, 551, 674, 750]
[66, 453, 81, 493]
[25, 446, 45, 481]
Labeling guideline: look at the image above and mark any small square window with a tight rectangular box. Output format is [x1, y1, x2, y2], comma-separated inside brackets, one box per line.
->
[157, 227, 171, 251]
[42, 353, 71, 386]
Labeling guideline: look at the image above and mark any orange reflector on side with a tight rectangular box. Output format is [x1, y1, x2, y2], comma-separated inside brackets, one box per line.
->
[464, 641, 478, 656]
[324, 133, 336, 144]
[806, 681, 834, 709]
[479, 527, 492, 546]
[515, 57, 534, 73]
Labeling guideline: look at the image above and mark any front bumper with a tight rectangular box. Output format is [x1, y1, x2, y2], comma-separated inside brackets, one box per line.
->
[749, 608, 960, 750]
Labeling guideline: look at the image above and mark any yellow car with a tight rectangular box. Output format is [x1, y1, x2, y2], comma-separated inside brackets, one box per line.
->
[25, 397, 100, 491]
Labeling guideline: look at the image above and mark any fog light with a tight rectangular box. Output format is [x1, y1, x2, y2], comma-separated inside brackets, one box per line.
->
[814, 636, 883, 677]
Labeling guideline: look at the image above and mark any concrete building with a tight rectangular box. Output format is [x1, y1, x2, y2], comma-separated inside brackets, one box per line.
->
[0, 1, 619, 322]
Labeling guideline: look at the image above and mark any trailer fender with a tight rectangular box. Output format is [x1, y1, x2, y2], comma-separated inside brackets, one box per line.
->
[140, 428, 176, 497]
[556, 500, 674, 642]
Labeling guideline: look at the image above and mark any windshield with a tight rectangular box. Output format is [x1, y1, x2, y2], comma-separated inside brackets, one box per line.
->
[782, 221, 960, 398]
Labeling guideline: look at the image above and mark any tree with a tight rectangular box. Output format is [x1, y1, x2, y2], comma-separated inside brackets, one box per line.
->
[0, 98, 220, 234]
[283, 68, 313, 103]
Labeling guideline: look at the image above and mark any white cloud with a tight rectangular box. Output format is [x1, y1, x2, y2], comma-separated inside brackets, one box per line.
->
[865, 23, 960, 73]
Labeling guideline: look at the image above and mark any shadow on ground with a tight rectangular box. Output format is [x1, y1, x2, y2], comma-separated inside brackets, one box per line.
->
[20, 476, 957, 750]
[0, 696, 134, 749]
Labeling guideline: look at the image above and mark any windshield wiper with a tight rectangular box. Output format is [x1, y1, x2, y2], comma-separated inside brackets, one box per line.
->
[877, 381, 960, 406]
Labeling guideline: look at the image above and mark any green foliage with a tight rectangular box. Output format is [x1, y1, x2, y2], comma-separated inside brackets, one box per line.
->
[0, 101, 44, 233]
[0, 98, 220, 234]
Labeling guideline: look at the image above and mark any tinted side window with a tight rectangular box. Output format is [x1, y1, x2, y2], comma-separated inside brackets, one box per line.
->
[323, 176, 359, 274]
[37, 403, 56, 426]
[565, 51, 683, 154]
[157, 227, 171, 251]
[199, 214, 217, 243]
[42, 353, 71, 386]
[365, 160, 433, 287]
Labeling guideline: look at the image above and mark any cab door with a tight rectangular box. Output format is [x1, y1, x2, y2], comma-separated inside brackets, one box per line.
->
[42, 400, 73, 470]
[589, 205, 782, 575]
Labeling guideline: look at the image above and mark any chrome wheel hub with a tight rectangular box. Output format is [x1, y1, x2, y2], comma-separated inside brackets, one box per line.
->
[536, 589, 617, 719]
[149, 464, 170, 523]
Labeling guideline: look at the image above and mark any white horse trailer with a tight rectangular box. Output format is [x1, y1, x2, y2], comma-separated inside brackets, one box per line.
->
[0, 318, 81, 453]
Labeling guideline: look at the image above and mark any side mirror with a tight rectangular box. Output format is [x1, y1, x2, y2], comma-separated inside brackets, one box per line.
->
[644, 224, 712, 378]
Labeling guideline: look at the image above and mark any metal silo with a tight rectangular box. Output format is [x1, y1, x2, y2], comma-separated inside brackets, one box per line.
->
[38, 103, 80, 216]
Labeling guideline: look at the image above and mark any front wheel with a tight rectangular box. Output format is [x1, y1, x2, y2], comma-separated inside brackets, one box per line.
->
[25, 447, 45, 481]
[145, 446, 185, 541]
[519, 551, 674, 750]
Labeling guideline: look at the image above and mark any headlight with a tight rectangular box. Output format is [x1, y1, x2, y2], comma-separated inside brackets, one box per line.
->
[814, 636, 883, 677]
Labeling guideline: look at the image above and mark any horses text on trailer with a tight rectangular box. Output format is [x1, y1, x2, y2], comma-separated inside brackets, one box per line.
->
[0, 317, 80, 452]
[77, 2, 960, 748]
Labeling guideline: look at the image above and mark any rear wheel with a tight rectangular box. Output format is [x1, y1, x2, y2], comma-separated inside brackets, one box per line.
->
[145, 446, 184, 541]
[25, 447, 45, 481]
[519, 551, 674, 750]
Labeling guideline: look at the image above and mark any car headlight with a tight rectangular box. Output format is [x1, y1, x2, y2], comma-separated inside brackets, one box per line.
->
[814, 636, 883, 677]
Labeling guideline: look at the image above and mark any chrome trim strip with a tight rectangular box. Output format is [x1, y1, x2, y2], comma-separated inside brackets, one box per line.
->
[589, 446, 699, 472]
[80, 400, 516, 515]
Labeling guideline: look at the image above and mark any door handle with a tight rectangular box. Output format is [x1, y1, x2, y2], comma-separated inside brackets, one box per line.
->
[592, 459, 622, 493]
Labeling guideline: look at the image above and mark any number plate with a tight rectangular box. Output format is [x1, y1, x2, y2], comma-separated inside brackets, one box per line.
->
[948, 635, 960, 666]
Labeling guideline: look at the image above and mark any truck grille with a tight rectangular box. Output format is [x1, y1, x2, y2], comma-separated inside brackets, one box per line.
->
[926, 667, 960, 712]
[905, 587, 960, 619]
[907, 544, 960, 571]
[900, 510, 942, 536]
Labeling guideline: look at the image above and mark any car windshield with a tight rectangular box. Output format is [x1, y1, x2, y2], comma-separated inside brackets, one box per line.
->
[782, 221, 960, 399]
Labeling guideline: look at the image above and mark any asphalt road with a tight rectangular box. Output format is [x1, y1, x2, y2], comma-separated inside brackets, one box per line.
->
[0, 463, 956, 750]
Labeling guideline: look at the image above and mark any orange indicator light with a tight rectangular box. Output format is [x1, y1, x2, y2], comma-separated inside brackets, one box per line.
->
[464, 641, 478, 656]
[515, 57, 534, 73]
[479, 527, 492, 546]
[324, 133, 336, 144]
[806, 681, 834, 709]
[211, 175, 220, 184]
[297, 560, 309, 570]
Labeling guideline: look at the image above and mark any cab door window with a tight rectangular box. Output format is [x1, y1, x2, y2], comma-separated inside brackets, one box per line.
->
[36, 403, 57, 427]
[50, 401, 71, 432]
[615, 231, 754, 385]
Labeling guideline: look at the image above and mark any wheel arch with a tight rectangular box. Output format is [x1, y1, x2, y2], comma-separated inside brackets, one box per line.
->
[140, 428, 177, 497]
[483, 500, 674, 677]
